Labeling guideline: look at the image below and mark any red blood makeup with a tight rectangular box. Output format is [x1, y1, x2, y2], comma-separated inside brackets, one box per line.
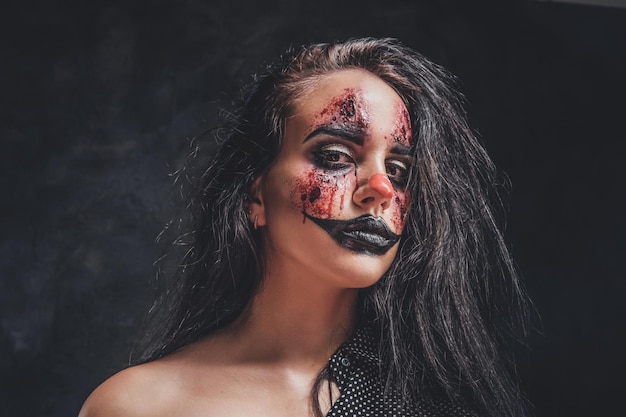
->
[317, 88, 370, 130]
[287, 84, 413, 253]
[293, 169, 350, 220]
[258, 70, 417, 287]
[390, 193, 409, 233]
[292, 89, 366, 221]
[390, 103, 412, 147]
[386, 103, 412, 232]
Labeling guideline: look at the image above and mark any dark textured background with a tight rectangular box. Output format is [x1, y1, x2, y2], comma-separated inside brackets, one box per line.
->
[1, 0, 625, 416]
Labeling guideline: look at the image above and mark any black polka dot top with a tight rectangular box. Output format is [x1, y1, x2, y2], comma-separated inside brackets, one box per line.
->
[326, 327, 478, 417]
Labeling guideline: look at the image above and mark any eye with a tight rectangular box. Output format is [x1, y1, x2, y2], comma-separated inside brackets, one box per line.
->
[312, 144, 355, 171]
[385, 160, 410, 186]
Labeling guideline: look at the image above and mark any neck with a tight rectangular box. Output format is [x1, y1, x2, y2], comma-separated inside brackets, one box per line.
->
[224, 266, 359, 366]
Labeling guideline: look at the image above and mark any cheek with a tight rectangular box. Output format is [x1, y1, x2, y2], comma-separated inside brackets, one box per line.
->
[291, 167, 353, 219]
[390, 191, 410, 232]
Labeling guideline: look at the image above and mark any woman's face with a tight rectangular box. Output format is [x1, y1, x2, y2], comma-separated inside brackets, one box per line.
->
[254, 69, 413, 289]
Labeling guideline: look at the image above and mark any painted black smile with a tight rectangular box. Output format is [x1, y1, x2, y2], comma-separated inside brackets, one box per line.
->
[304, 213, 400, 256]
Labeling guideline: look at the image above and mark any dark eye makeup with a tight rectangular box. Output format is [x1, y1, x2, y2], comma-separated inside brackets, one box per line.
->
[310, 140, 412, 187]
[311, 143, 355, 172]
[385, 160, 410, 187]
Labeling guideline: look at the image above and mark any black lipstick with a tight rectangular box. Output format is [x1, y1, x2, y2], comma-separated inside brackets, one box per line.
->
[304, 213, 400, 255]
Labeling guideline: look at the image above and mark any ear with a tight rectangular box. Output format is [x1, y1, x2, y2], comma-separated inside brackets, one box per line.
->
[247, 176, 267, 228]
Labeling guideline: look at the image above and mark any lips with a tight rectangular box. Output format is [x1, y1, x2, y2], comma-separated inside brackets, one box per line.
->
[303, 213, 400, 255]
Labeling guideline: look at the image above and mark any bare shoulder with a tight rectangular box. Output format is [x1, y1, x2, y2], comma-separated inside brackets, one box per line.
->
[78, 360, 183, 417]
[78, 333, 289, 417]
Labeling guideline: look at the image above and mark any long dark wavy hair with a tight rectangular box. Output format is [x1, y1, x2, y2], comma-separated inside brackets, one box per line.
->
[133, 38, 531, 417]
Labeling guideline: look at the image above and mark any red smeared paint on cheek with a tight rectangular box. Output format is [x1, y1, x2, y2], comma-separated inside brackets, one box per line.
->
[390, 103, 413, 147]
[339, 189, 345, 211]
[293, 168, 352, 221]
[316, 88, 369, 130]
[390, 192, 410, 233]
[309, 186, 321, 203]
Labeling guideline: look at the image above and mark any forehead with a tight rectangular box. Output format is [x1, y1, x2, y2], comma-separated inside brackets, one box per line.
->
[286, 69, 412, 145]
[291, 69, 405, 116]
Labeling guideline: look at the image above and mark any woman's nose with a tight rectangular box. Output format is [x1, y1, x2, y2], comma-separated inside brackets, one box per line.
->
[353, 172, 394, 211]
[369, 173, 394, 199]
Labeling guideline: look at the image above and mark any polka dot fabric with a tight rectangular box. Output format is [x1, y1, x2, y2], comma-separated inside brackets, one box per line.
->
[326, 327, 478, 417]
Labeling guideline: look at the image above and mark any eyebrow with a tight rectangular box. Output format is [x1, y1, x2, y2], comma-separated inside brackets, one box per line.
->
[303, 125, 366, 146]
[390, 143, 411, 156]
[303, 124, 412, 157]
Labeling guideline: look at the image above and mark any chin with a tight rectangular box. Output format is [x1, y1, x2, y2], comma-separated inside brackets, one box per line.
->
[328, 247, 397, 289]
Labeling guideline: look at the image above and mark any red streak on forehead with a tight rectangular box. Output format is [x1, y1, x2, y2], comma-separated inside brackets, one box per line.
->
[316, 88, 369, 130]
[391, 103, 413, 147]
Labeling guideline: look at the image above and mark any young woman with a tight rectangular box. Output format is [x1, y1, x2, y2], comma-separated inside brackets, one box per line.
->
[80, 38, 530, 417]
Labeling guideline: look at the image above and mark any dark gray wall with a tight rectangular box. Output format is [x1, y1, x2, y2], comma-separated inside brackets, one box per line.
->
[1, 1, 624, 416]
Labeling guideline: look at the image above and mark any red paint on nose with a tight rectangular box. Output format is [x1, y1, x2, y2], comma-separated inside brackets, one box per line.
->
[369, 173, 394, 199]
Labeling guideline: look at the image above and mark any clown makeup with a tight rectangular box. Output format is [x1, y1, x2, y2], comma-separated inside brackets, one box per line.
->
[292, 86, 413, 243]
[256, 69, 414, 288]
